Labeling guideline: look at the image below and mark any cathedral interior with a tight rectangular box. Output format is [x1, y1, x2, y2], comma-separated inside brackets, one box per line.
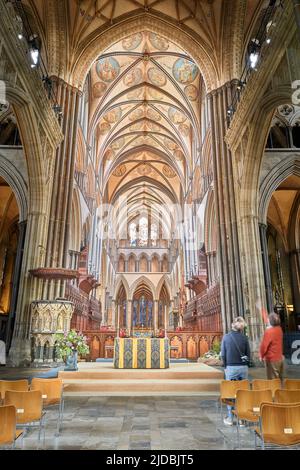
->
[0, 0, 300, 453]
[0, 0, 299, 366]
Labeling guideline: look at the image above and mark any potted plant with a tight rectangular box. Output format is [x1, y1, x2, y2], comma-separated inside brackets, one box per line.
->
[55, 329, 89, 371]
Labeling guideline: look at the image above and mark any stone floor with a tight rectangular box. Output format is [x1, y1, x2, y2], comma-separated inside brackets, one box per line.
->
[1, 364, 300, 450]
[8, 394, 297, 451]
[12, 396, 229, 450]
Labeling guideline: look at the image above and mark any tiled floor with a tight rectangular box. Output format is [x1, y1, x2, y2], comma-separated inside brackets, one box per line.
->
[2, 364, 300, 450]
[11, 394, 284, 450]
[14, 396, 231, 450]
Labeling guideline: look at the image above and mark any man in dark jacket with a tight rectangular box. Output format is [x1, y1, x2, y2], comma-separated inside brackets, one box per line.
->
[221, 316, 251, 425]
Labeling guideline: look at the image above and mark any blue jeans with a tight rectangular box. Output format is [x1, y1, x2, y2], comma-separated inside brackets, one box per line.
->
[225, 365, 248, 420]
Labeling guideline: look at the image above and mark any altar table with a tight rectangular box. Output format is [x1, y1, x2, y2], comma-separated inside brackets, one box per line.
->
[114, 337, 169, 369]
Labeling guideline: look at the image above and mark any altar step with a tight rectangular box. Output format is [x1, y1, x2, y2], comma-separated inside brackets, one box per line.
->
[59, 364, 223, 396]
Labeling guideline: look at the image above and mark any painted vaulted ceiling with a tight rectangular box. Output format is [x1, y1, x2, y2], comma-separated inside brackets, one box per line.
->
[88, 31, 201, 234]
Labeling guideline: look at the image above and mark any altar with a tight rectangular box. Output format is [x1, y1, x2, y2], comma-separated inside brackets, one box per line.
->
[114, 337, 170, 369]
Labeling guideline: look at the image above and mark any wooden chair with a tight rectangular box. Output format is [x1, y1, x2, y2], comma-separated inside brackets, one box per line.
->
[274, 389, 300, 404]
[284, 379, 300, 390]
[0, 405, 23, 449]
[255, 403, 300, 449]
[0, 379, 29, 403]
[218, 380, 250, 422]
[4, 390, 45, 447]
[234, 389, 273, 448]
[252, 378, 281, 397]
[30, 378, 64, 435]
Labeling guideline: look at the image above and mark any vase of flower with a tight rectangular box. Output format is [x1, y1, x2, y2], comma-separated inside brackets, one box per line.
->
[64, 350, 78, 371]
[54, 329, 89, 371]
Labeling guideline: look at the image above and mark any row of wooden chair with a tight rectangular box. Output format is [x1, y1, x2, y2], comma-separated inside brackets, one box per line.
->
[255, 403, 300, 449]
[0, 378, 65, 448]
[220, 378, 300, 404]
[219, 379, 300, 449]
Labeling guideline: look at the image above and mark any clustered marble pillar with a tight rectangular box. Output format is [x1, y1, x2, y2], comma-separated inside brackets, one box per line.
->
[208, 81, 245, 332]
[43, 77, 81, 300]
[293, 0, 300, 39]
[289, 249, 300, 315]
[259, 223, 274, 313]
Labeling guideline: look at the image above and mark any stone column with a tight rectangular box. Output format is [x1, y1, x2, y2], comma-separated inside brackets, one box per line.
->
[107, 295, 113, 326]
[111, 299, 116, 329]
[164, 304, 167, 335]
[6, 220, 27, 351]
[259, 223, 274, 313]
[294, 0, 300, 39]
[44, 78, 81, 300]
[290, 249, 300, 315]
[208, 82, 245, 332]
[240, 214, 267, 355]
[127, 300, 132, 335]
[153, 300, 159, 332]
[116, 303, 120, 335]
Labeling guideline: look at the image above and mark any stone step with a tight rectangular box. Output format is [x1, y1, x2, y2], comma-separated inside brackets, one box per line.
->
[62, 378, 221, 394]
[59, 370, 223, 380]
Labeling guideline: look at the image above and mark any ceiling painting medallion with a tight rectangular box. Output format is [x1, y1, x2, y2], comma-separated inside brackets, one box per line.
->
[96, 57, 120, 83]
[163, 165, 176, 178]
[93, 82, 107, 98]
[164, 137, 177, 151]
[179, 123, 190, 137]
[174, 149, 184, 161]
[149, 33, 169, 51]
[127, 88, 143, 100]
[113, 164, 127, 177]
[168, 107, 187, 124]
[99, 122, 111, 135]
[111, 137, 125, 150]
[123, 67, 143, 87]
[185, 84, 199, 101]
[122, 33, 143, 51]
[147, 87, 163, 100]
[148, 67, 167, 87]
[147, 108, 161, 121]
[103, 107, 122, 123]
[129, 108, 145, 121]
[173, 58, 199, 84]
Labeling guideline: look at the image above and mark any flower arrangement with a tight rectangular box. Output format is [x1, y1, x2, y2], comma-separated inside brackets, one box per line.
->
[54, 329, 89, 361]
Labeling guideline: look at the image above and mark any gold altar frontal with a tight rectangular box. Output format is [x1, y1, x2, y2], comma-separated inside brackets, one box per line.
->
[114, 337, 170, 369]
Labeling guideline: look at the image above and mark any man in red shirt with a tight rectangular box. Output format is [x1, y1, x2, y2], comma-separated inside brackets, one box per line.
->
[260, 312, 284, 380]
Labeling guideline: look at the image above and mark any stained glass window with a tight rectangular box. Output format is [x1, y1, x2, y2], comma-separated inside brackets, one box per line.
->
[140, 296, 146, 325]
[139, 217, 148, 246]
[133, 300, 138, 327]
[151, 223, 158, 247]
[129, 222, 137, 246]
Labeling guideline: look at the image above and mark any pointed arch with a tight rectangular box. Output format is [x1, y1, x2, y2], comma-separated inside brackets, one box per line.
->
[114, 275, 130, 301]
[156, 275, 171, 300]
[71, 15, 218, 92]
[129, 275, 156, 300]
